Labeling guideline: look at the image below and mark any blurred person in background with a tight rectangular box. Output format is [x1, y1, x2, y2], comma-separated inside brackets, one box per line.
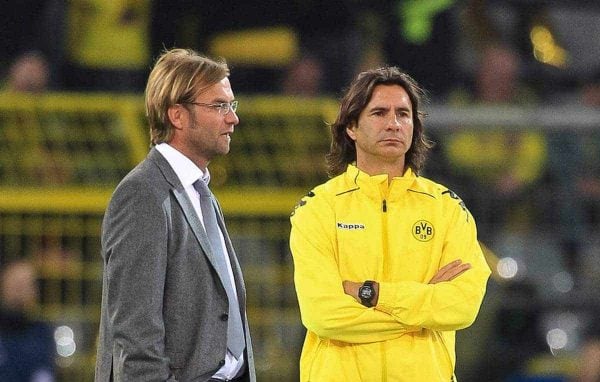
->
[439, 44, 551, 381]
[575, 71, 600, 201]
[577, 316, 600, 382]
[1, 0, 152, 92]
[281, 54, 324, 97]
[546, 71, 600, 288]
[95, 48, 255, 382]
[59, 0, 151, 92]
[282, 0, 369, 96]
[15, 0, 153, 92]
[0, 260, 55, 382]
[290, 67, 490, 381]
[2, 52, 50, 93]
[442, 43, 548, 240]
[380, 0, 463, 101]
[556, 70, 600, 295]
[0, 0, 50, 82]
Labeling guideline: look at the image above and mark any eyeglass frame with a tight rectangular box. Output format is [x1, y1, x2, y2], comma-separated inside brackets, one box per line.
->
[183, 100, 238, 115]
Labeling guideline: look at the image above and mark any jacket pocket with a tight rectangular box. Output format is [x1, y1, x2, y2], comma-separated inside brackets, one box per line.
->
[306, 338, 325, 381]
[434, 331, 455, 378]
[167, 350, 184, 369]
[307, 339, 364, 382]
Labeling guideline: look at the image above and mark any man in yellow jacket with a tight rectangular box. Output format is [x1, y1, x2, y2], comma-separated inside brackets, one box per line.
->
[290, 67, 491, 381]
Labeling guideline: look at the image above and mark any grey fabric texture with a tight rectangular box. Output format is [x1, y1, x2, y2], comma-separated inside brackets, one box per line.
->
[95, 148, 255, 382]
[193, 179, 245, 358]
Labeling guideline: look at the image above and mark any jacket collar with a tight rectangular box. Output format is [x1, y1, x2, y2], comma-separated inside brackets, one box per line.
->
[343, 164, 420, 202]
[147, 147, 181, 187]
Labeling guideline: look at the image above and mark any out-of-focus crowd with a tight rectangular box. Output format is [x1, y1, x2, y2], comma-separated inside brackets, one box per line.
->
[1, 0, 599, 102]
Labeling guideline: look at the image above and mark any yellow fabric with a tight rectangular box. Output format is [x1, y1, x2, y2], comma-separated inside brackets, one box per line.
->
[290, 165, 491, 381]
[444, 88, 547, 188]
[209, 27, 299, 66]
[445, 130, 547, 186]
[66, 0, 150, 69]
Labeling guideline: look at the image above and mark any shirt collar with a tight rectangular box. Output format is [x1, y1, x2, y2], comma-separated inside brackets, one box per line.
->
[155, 143, 210, 186]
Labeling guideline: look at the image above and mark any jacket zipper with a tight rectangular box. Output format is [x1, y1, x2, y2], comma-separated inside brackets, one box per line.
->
[380, 199, 388, 381]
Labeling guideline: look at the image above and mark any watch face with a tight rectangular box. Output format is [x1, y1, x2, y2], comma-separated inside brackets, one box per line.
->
[359, 286, 373, 299]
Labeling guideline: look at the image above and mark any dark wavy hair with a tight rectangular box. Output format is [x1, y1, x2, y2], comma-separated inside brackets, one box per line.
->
[326, 67, 433, 177]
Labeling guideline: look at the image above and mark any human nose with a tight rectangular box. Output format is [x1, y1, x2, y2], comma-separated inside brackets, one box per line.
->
[387, 114, 401, 129]
[226, 109, 240, 125]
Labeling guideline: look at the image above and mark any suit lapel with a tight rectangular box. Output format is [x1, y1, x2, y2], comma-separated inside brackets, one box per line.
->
[149, 148, 231, 290]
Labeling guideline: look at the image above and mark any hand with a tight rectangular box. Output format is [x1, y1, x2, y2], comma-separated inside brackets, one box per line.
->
[429, 260, 471, 284]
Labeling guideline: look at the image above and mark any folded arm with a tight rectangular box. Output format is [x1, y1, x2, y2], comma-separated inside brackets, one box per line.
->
[343, 259, 472, 305]
[367, 204, 490, 331]
[290, 197, 418, 344]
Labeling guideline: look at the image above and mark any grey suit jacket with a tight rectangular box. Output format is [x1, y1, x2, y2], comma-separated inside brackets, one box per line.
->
[95, 148, 256, 382]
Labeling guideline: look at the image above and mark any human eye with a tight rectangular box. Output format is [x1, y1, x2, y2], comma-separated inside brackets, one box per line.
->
[212, 102, 228, 113]
[397, 109, 411, 118]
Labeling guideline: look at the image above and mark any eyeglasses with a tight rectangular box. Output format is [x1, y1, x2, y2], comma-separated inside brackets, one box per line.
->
[185, 100, 238, 115]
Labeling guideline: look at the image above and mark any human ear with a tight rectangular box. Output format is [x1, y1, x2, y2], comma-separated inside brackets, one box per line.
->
[167, 104, 186, 130]
[346, 123, 357, 141]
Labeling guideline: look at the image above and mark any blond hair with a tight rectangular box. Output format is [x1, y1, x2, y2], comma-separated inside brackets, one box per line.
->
[145, 48, 229, 145]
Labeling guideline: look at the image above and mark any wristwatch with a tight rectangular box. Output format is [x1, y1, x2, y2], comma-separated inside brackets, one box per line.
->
[358, 280, 375, 307]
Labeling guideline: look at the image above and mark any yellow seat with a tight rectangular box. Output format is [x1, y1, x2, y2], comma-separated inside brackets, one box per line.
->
[209, 27, 299, 67]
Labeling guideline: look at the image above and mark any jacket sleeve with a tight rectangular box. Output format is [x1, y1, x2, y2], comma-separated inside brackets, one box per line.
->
[290, 192, 418, 344]
[102, 180, 178, 381]
[375, 197, 491, 331]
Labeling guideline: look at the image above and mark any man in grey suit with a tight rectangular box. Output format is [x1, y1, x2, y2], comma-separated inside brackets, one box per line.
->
[95, 48, 255, 382]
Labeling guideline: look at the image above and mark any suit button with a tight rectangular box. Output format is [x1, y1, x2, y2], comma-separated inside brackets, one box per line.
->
[219, 359, 225, 367]
[220, 313, 229, 321]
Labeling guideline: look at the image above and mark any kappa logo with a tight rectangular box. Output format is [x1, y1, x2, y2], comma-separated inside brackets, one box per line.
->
[337, 222, 366, 230]
[412, 220, 435, 242]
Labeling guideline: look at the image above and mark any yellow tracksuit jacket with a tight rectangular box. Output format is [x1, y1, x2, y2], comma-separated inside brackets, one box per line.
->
[290, 165, 491, 382]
